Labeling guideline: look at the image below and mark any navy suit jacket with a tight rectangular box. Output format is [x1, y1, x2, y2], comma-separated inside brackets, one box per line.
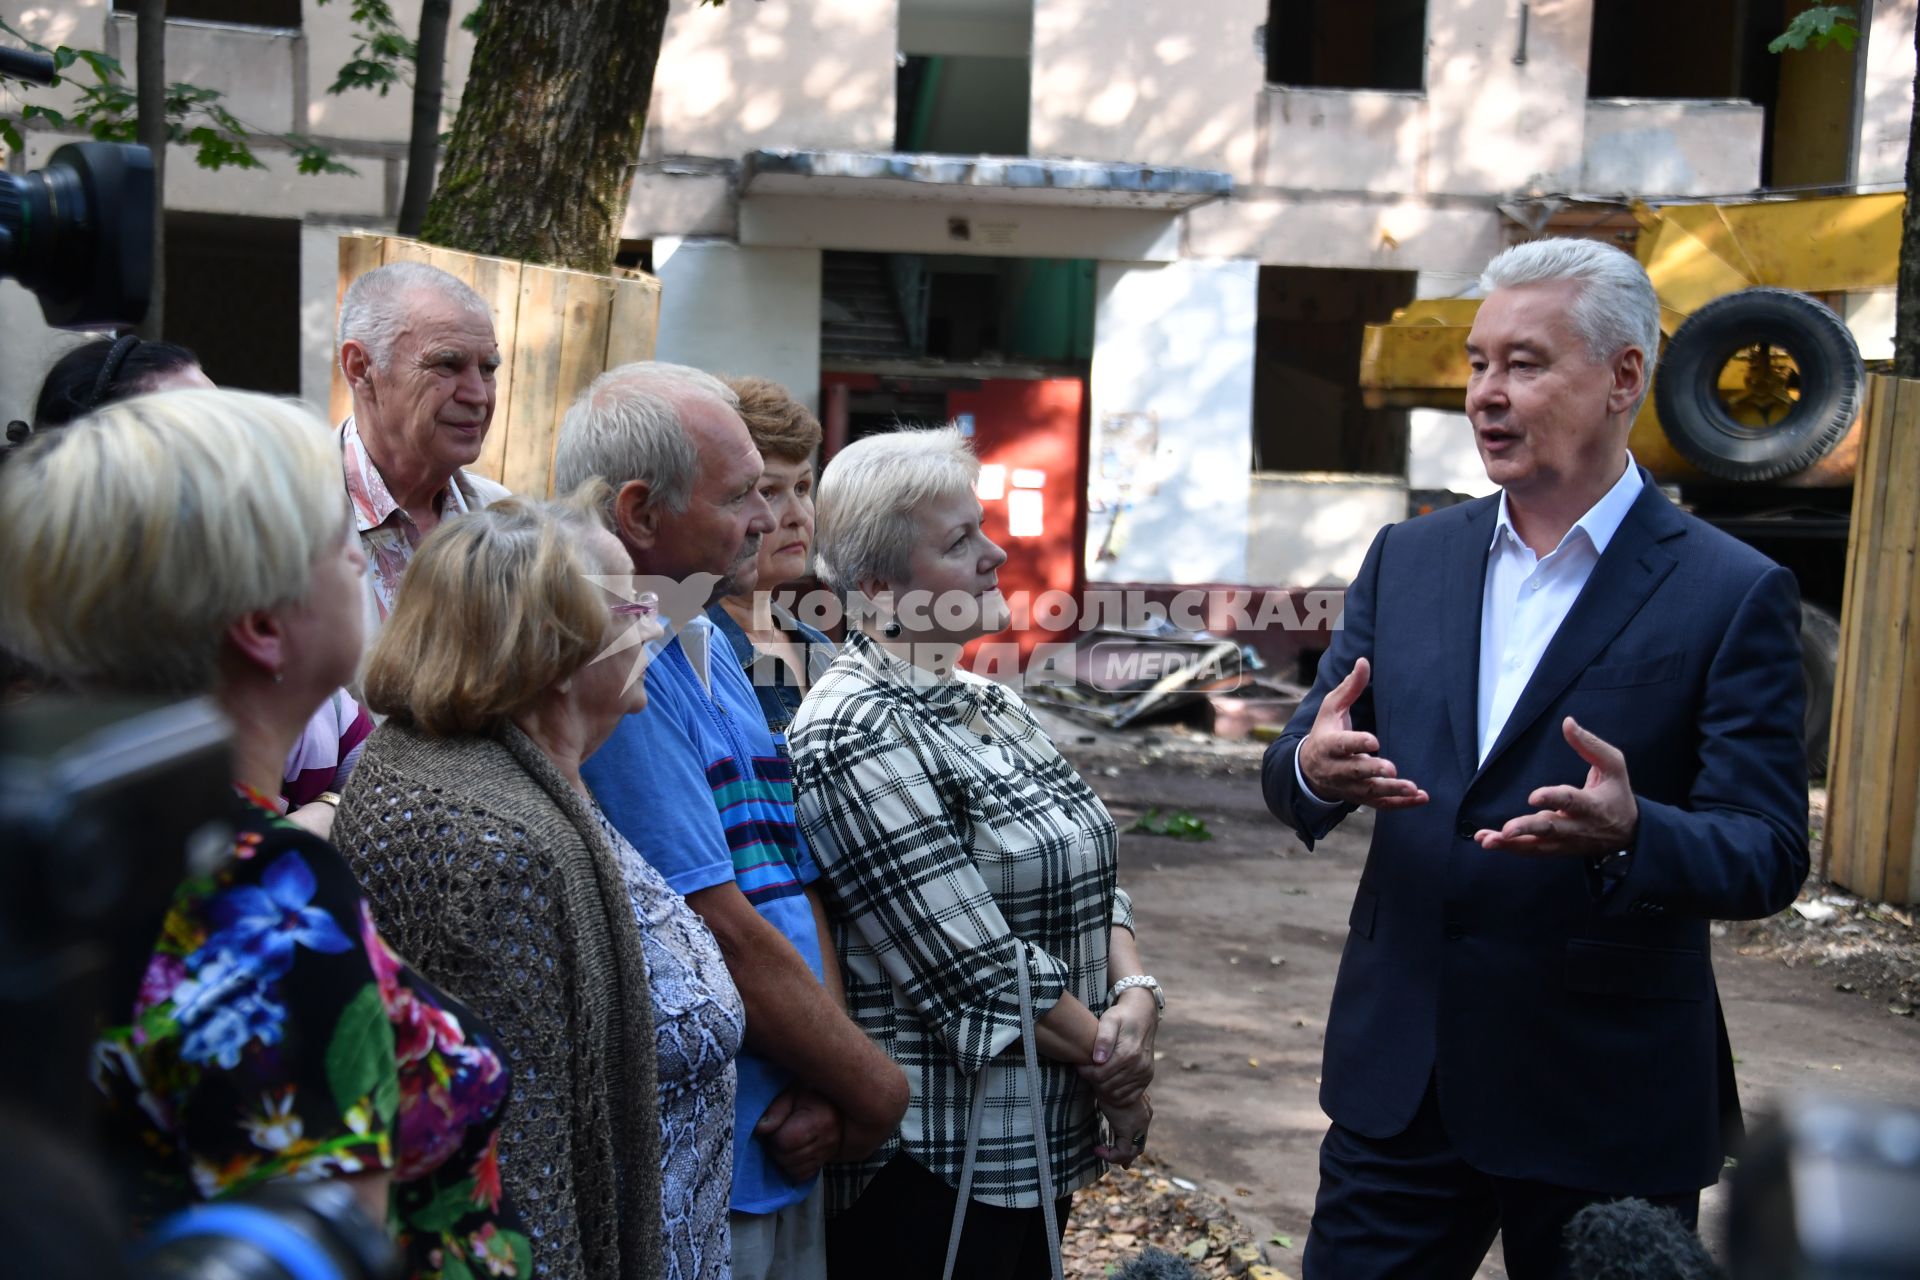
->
[1262, 476, 1809, 1195]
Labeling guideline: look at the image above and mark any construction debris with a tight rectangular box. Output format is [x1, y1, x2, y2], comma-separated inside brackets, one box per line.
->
[1022, 626, 1304, 737]
[1734, 883, 1920, 1018]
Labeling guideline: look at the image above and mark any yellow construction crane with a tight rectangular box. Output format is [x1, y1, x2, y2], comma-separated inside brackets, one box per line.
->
[1360, 191, 1905, 487]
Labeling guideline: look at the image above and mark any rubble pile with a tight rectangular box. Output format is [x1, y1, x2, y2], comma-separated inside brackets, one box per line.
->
[1728, 883, 1920, 1018]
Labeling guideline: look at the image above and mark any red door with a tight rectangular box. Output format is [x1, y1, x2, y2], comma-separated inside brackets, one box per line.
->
[948, 378, 1086, 665]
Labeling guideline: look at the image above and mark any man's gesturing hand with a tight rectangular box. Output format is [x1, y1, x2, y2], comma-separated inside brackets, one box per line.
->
[1297, 657, 1429, 810]
[1475, 717, 1639, 857]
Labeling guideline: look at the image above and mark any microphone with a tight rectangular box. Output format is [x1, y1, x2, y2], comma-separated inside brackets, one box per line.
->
[1111, 1247, 1200, 1280]
[1563, 1198, 1722, 1280]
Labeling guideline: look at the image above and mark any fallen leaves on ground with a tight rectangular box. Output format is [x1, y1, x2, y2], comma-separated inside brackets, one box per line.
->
[1062, 1156, 1294, 1279]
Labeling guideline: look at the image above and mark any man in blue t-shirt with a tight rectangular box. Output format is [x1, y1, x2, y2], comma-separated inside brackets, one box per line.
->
[559, 363, 908, 1280]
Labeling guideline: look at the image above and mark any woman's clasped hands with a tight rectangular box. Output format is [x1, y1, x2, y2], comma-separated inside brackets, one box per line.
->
[1081, 987, 1159, 1167]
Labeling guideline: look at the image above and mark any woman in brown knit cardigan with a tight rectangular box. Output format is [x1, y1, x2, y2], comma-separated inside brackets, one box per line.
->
[333, 495, 744, 1280]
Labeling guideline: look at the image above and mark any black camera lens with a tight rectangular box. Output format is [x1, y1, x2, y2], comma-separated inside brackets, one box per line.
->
[134, 1181, 400, 1280]
[0, 141, 152, 327]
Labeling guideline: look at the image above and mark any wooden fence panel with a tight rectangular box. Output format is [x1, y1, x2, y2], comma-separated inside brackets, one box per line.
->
[503, 265, 565, 499]
[328, 234, 387, 428]
[548, 272, 616, 497]
[464, 254, 525, 486]
[1826, 373, 1920, 904]
[604, 271, 663, 370]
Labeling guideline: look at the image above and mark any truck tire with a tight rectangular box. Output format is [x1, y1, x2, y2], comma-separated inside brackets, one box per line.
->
[1655, 287, 1862, 483]
[1801, 600, 1839, 779]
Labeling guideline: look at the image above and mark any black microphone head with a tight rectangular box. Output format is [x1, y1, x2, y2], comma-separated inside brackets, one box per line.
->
[1562, 1198, 1722, 1280]
[1111, 1246, 1200, 1280]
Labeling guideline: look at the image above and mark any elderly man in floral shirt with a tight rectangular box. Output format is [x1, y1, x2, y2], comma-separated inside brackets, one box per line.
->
[336, 261, 510, 633]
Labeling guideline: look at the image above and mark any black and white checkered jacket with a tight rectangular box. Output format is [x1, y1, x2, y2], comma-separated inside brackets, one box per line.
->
[790, 630, 1133, 1212]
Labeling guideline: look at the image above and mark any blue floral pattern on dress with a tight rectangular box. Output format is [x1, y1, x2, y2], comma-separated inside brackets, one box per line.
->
[203, 850, 354, 978]
[172, 851, 351, 1069]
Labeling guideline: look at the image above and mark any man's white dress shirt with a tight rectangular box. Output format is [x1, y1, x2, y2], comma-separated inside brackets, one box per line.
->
[1297, 455, 1643, 805]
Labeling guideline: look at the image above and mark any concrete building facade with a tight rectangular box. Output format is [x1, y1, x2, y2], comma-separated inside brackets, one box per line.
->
[3, 0, 1913, 601]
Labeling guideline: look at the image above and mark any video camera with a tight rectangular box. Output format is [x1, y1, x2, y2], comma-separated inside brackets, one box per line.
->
[0, 42, 152, 326]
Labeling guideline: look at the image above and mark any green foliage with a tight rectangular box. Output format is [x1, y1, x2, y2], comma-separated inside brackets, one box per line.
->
[4, 1, 744, 184]
[291, 138, 359, 175]
[316, 0, 417, 97]
[0, 14, 361, 175]
[1769, 5, 1859, 53]
[1127, 808, 1215, 841]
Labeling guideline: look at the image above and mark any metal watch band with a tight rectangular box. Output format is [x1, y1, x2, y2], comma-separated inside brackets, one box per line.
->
[1110, 973, 1164, 1013]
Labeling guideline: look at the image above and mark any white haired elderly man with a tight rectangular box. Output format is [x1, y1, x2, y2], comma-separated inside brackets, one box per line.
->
[337, 260, 508, 629]
[558, 363, 910, 1280]
[1264, 238, 1809, 1277]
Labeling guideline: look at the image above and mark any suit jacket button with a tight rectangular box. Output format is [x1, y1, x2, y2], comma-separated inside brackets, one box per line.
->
[1445, 922, 1465, 940]
[1454, 820, 1474, 839]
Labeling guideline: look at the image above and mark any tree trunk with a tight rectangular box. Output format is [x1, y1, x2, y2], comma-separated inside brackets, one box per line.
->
[135, 0, 166, 339]
[419, 0, 671, 272]
[1896, 14, 1920, 377]
[396, 0, 451, 237]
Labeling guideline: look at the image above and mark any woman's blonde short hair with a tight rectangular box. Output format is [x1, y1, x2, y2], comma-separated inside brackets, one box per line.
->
[362, 487, 618, 736]
[0, 388, 344, 694]
[814, 426, 979, 595]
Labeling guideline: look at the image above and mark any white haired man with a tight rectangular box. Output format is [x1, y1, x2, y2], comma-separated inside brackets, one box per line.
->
[337, 260, 508, 630]
[1263, 239, 1809, 1277]
[556, 362, 910, 1280]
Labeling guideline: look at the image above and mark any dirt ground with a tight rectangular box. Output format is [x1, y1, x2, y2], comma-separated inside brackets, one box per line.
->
[1047, 716, 1920, 1280]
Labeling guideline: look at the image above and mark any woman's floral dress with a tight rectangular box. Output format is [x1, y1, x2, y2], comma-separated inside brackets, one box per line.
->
[93, 787, 532, 1280]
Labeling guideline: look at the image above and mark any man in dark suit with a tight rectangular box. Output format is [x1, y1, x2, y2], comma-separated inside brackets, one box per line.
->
[1262, 238, 1810, 1278]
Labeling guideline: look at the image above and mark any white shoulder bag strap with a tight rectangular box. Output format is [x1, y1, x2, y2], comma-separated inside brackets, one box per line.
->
[879, 700, 1065, 1280]
[941, 946, 1065, 1280]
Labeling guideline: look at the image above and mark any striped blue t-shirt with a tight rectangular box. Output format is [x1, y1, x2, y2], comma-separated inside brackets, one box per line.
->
[581, 619, 825, 1215]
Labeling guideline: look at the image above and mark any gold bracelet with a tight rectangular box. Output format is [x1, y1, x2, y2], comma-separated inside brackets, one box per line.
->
[312, 791, 343, 809]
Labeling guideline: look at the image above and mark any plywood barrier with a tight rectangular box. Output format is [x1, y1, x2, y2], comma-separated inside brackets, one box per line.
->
[329, 235, 662, 497]
[1825, 373, 1920, 905]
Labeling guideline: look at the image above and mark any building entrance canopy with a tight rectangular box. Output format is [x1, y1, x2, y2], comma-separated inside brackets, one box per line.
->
[740, 149, 1232, 211]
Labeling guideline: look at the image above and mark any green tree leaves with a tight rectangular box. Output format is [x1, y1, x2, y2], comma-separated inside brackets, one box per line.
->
[0, 12, 357, 175]
[1769, 5, 1860, 54]
[318, 0, 418, 97]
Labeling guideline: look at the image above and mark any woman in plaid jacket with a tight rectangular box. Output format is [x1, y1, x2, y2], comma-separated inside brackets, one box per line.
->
[790, 427, 1162, 1279]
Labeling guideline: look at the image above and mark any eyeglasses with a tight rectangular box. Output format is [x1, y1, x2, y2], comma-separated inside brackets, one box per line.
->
[611, 591, 659, 620]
